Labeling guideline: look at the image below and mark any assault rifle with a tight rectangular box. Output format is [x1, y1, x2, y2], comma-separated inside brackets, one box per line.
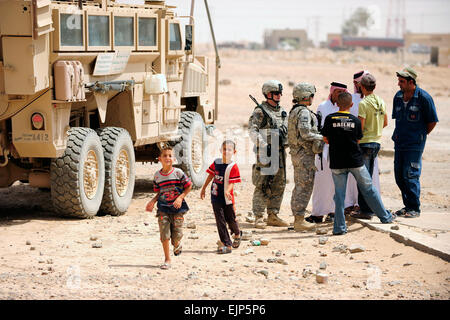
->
[311, 110, 324, 170]
[249, 94, 287, 153]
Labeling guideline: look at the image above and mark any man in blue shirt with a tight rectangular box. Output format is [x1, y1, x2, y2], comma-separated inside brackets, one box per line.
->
[392, 67, 438, 218]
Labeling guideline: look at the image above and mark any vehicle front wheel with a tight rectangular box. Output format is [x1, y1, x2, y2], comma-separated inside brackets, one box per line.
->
[50, 127, 105, 218]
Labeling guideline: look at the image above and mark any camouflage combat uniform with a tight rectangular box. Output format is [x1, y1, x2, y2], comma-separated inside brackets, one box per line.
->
[288, 104, 323, 216]
[249, 101, 288, 219]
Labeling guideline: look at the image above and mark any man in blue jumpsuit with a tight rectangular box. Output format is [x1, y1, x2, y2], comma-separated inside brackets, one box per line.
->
[392, 67, 438, 218]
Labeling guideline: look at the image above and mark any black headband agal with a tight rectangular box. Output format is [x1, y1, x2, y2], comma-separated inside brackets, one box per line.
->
[353, 71, 364, 79]
[330, 82, 347, 89]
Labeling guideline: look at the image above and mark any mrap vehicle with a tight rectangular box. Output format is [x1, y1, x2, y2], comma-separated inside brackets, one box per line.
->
[0, 0, 220, 218]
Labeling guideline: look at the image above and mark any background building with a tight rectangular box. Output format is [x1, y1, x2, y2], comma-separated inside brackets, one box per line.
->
[404, 33, 450, 66]
[264, 29, 313, 50]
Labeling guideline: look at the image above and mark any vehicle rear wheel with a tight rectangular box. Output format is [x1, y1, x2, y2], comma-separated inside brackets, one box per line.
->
[174, 111, 208, 188]
[98, 127, 135, 216]
[50, 127, 105, 218]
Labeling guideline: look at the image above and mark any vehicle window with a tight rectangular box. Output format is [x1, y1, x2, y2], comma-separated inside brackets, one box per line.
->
[138, 17, 156, 47]
[60, 13, 83, 47]
[88, 15, 110, 47]
[169, 23, 181, 50]
[114, 16, 134, 46]
[185, 25, 192, 51]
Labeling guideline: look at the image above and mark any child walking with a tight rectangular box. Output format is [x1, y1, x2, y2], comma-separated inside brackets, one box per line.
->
[200, 140, 242, 254]
[146, 146, 192, 269]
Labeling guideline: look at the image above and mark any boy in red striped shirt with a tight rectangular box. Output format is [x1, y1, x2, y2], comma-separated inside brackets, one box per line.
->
[146, 146, 192, 269]
[201, 140, 242, 254]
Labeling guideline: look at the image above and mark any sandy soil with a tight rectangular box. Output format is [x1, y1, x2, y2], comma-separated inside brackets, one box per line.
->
[0, 48, 449, 300]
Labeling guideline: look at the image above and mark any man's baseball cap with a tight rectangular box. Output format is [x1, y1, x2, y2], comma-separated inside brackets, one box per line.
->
[361, 73, 376, 87]
[396, 67, 417, 80]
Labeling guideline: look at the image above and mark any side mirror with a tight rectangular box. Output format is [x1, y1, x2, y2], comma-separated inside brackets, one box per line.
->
[185, 24, 193, 52]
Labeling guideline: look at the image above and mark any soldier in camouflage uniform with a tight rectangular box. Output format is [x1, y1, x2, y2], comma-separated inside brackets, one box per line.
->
[248, 80, 289, 229]
[288, 83, 324, 231]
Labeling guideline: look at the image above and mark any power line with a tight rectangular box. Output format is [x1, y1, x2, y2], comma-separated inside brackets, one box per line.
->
[208, 13, 448, 19]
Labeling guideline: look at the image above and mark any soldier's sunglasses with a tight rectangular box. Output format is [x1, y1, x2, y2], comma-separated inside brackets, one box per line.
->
[271, 91, 282, 96]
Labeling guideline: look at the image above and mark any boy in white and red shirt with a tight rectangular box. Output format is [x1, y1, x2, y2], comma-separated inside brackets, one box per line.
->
[201, 140, 241, 254]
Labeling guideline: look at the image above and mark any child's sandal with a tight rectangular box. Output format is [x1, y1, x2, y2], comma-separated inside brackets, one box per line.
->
[217, 246, 232, 254]
[160, 262, 171, 270]
[232, 231, 242, 248]
[173, 243, 182, 256]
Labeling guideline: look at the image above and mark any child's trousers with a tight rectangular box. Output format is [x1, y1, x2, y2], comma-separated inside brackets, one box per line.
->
[212, 202, 240, 247]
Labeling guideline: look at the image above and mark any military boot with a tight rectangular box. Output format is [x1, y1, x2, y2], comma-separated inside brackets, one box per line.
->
[294, 215, 316, 231]
[254, 217, 266, 229]
[267, 213, 289, 227]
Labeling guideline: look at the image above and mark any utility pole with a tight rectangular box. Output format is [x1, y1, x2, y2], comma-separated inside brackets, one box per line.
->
[386, 0, 392, 38]
[386, 0, 405, 38]
[394, 0, 399, 38]
[311, 16, 320, 48]
[401, 0, 406, 37]
[315, 16, 320, 47]
[204, 0, 220, 121]
[189, 0, 195, 25]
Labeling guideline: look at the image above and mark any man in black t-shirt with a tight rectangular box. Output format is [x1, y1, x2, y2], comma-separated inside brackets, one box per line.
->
[322, 92, 396, 235]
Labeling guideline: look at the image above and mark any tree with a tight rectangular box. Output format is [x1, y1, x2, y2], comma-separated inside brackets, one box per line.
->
[342, 7, 374, 37]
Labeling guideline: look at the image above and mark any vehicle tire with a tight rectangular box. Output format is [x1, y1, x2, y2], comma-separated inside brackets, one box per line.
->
[174, 111, 208, 188]
[50, 127, 105, 218]
[97, 127, 135, 216]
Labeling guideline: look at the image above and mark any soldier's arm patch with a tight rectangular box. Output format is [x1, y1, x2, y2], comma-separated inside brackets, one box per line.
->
[299, 110, 311, 127]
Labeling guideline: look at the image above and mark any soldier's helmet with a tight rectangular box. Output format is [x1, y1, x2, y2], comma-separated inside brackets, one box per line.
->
[293, 83, 316, 102]
[262, 80, 283, 96]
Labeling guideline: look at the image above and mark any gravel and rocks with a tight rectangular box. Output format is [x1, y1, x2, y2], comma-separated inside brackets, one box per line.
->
[348, 244, 365, 253]
[333, 244, 348, 253]
[257, 270, 269, 278]
[316, 273, 328, 284]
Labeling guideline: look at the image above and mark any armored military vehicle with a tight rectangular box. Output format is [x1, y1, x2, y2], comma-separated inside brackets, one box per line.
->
[0, 0, 220, 218]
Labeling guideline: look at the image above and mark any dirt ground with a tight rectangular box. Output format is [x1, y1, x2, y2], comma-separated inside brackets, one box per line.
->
[0, 48, 449, 300]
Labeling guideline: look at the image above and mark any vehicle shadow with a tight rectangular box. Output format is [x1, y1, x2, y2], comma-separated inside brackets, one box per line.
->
[230, 219, 363, 240]
[271, 220, 365, 240]
[132, 177, 156, 200]
[0, 177, 156, 223]
[108, 264, 160, 269]
[182, 250, 218, 255]
[0, 184, 70, 224]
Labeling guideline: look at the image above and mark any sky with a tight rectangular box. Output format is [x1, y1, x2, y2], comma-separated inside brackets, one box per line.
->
[166, 0, 450, 45]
